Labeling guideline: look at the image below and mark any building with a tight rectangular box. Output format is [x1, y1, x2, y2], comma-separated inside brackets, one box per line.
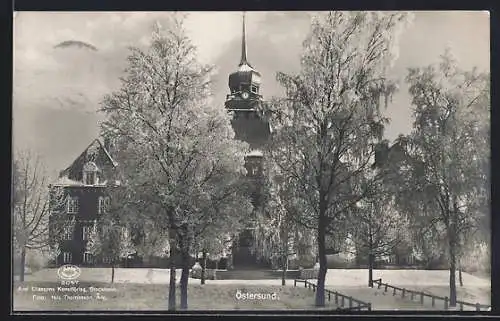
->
[49, 138, 120, 266]
[224, 13, 271, 269]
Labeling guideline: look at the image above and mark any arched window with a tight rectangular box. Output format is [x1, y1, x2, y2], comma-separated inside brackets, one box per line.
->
[83, 161, 98, 185]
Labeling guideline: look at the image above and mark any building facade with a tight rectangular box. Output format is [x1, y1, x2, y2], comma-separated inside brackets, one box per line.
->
[49, 138, 120, 266]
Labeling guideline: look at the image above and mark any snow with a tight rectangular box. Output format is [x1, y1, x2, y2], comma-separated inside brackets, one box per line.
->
[52, 176, 84, 187]
[246, 150, 263, 157]
[238, 63, 254, 72]
[22, 268, 490, 310]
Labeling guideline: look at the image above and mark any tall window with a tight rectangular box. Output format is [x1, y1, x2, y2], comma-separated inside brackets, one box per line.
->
[82, 226, 92, 241]
[83, 162, 98, 185]
[83, 252, 93, 264]
[63, 226, 73, 240]
[98, 196, 110, 214]
[67, 197, 79, 214]
[63, 252, 72, 263]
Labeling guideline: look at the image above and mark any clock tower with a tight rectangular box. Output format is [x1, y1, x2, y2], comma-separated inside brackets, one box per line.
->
[226, 13, 271, 269]
[225, 12, 270, 150]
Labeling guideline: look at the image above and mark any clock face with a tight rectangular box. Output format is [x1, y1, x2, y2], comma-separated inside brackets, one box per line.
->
[241, 92, 249, 99]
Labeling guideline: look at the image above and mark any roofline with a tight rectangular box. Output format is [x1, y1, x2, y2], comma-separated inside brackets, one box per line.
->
[96, 138, 118, 167]
[59, 138, 118, 177]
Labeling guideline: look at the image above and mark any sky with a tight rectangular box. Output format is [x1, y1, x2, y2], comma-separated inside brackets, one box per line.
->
[12, 11, 490, 178]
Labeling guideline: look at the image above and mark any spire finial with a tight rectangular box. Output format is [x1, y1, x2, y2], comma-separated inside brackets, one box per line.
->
[239, 11, 251, 67]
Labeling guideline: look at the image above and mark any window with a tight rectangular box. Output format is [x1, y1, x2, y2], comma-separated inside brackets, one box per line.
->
[85, 172, 97, 185]
[98, 196, 111, 214]
[67, 197, 79, 214]
[82, 226, 92, 240]
[63, 226, 73, 240]
[101, 225, 110, 236]
[83, 162, 98, 185]
[98, 197, 105, 214]
[251, 85, 258, 93]
[249, 167, 258, 176]
[63, 252, 72, 263]
[83, 252, 93, 264]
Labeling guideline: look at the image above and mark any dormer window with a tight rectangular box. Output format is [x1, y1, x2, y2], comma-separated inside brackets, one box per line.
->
[83, 162, 99, 185]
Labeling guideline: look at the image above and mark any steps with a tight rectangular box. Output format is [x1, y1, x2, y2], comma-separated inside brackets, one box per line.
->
[215, 269, 301, 280]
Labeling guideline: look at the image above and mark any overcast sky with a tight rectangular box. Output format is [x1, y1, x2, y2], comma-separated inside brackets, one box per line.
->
[13, 11, 489, 178]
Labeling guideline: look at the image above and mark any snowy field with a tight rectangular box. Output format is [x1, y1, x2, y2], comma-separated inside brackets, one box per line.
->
[14, 268, 490, 311]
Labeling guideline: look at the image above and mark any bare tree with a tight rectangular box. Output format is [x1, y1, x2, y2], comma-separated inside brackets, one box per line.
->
[12, 150, 69, 281]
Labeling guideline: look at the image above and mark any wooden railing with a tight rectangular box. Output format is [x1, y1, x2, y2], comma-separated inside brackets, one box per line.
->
[372, 278, 491, 311]
[294, 279, 372, 311]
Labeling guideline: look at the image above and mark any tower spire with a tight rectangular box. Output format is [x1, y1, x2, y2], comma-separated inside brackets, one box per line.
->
[239, 11, 251, 67]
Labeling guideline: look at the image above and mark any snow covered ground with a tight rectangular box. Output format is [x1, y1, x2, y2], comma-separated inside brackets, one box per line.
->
[18, 268, 490, 310]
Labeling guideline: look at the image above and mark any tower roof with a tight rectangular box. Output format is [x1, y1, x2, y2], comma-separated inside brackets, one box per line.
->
[239, 12, 252, 68]
[227, 12, 261, 93]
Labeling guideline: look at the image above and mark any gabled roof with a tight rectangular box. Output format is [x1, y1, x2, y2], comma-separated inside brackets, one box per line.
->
[59, 138, 118, 178]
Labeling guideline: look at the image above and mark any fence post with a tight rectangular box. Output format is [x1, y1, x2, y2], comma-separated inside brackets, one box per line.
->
[402, 288, 406, 298]
[335, 293, 338, 305]
[312, 284, 316, 292]
[444, 297, 449, 310]
[432, 296, 435, 307]
[420, 292, 424, 305]
[393, 288, 396, 296]
[294, 280, 296, 287]
[378, 280, 381, 289]
[410, 291, 414, 300]
[460, 303, 464, 311]
[368, 303, 372, 311]
[349, 297, 353, 309]
[328, 291, 331, 302]
[341, 296, 345, 307]
[305, 281, 307, 288]
[385, 284, 388, 292]
[476, 303, 480, 311]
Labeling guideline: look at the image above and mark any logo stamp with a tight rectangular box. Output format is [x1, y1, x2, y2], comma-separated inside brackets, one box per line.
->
[57, 264, 81, 281]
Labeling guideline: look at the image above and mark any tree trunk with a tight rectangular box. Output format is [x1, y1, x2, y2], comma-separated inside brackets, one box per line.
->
[449, 250, 457, 308]
[201, 250, 207, 285]
[180, 250, 190, 310]
[448, 222, 457, 307]
[282, 229, 288, 286]
[168, 239, 177, 311]
[368, 253, 374, 288]
[111, 263, 115, 284]
[459, 264, 463, 287]
[448, 199, 459, 307]
[281, 252, 287, 286]
[20, 246, 26, 282]
[315, 199, 327, 307]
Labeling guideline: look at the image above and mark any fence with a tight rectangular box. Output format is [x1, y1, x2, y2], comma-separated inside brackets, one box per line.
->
[294, 279, 372, 311]
[372, 278, 490, 311]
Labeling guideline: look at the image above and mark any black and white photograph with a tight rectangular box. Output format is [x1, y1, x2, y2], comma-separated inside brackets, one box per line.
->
[12, 11, 490, 312]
